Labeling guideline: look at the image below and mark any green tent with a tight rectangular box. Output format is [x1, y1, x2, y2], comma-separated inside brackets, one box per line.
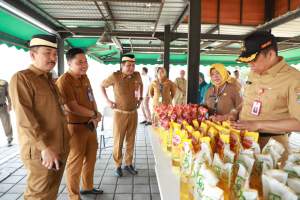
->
[1, 7, 300, 66]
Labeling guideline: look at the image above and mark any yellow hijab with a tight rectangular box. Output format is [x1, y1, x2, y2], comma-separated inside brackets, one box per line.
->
[209, 63, 232, 87]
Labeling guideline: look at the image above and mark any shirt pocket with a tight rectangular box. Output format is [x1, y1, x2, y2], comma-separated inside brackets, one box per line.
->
[34, 87, 52, 105]
[22, 144, 41, 160]
[30, 145, 42, 159]
[268, 89, 287, 112]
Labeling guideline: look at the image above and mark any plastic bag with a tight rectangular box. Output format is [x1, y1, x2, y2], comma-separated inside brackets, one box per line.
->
[264, 169, 288, 184]
[262, 174, 297, 200]
[287, 178, 300, 195]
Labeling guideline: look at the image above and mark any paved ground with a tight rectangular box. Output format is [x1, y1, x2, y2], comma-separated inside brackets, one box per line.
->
[0, 118, 160, 200]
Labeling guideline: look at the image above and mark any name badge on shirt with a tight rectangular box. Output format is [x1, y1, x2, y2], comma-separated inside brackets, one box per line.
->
[87, 87, 95, 102]
[251, 100, 262, 116]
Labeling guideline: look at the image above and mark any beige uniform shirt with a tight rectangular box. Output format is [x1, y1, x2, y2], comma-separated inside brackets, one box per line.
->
[102, 71, 142, 111]
[149, 78, 177, 106]
[240, 58, 300, 122]
[9, 65, 69, 159]
[205, 82, 242, 115]
[175, 78, 187, 96]
[56, 72, 96, 123]
[0, 79, 10, 105]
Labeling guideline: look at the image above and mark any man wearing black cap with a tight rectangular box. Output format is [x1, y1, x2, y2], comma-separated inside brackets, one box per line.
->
[100, 54, 143, 177]
[9, 34, 69, 199]
[231, 31, 300, 159]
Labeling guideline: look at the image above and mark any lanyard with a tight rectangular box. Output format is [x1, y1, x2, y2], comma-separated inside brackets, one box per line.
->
[159, 83, 163, 95]
[211, 83, 227, 115]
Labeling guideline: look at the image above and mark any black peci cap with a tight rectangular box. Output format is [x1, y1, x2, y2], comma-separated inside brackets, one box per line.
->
[237, 31, 277, 63]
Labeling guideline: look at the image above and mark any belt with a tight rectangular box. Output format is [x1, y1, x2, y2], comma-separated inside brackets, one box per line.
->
[259, 132, 287, 137]
[114, 109, 137, 114]
[67, 122, 88, 125]
[67, 121, 96, 131]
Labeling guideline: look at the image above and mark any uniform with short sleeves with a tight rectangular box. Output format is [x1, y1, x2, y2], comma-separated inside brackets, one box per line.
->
[56, 72, 98, 200]
[102, 71, 142, 167]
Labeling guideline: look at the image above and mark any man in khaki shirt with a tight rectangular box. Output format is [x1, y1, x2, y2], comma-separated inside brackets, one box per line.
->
[56, 48, 103, 200]
[9, 34, 69, 200]
[100, 54, 143, 177]
[0, 79, 13, 146]
[173, 70, 187, 105]
[232, 31, 300, 157]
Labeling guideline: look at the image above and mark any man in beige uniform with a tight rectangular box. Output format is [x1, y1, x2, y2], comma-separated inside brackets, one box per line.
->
[0, 79, 13, 146]
[56, 48, 103, 200]
[231, 31, 300, 159]
[9, 34, 69, 200]
[173, 70, 187, 104]
[100, 54, 143, 177]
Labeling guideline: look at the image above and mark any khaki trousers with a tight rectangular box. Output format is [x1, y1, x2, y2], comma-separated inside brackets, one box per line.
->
[173, 92, 186, 105]
[113, 110, 138, 167]
[66, 125, 98, 200]
[23, 155, 67, 200]
[0, 105, 13, 141]
[141, 97, 151, 122]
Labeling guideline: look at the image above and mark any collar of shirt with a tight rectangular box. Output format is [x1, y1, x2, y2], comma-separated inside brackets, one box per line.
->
[66, 72, 87, 87]
[265, 57, 287, 77]
[121, 72, 134, 79]
[29, 65, 51, 79]
[158, 77, 168, 83]
[177, 77, 186, 81]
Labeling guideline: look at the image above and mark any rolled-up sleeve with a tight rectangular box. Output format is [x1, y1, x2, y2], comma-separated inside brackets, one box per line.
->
[56, 78, 76, 104]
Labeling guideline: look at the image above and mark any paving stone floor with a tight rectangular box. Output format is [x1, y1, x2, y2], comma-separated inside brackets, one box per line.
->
[0, 123, 160, 200]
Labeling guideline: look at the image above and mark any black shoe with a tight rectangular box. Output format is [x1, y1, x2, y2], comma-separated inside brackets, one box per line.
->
[124, 165, 138, 175]
[145, 122, 152, 126]
[7, 140, 12, 147]
[115, 167, 123, 177]
[140, 120, 147, 124]
[80, 188, 104, 195]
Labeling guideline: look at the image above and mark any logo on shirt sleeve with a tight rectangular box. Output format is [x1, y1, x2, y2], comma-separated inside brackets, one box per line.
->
[295, 87, 300, 103]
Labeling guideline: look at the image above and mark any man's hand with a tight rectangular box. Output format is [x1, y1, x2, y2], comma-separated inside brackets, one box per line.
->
[209, 115, 227, 122]
[230, 120, 260, 132]
[93, 111, 102, 122]
[107, 100, 116, 109]
[41, 147, 60, 170]
[89, 118, 99, 129]
[96, 112, 102, 122]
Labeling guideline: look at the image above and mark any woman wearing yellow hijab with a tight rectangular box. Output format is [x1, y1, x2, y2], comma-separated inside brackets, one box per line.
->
[204, 63, 242, 121]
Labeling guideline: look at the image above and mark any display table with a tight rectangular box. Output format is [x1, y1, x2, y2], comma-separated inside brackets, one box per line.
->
[148, 127, 180, 200]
